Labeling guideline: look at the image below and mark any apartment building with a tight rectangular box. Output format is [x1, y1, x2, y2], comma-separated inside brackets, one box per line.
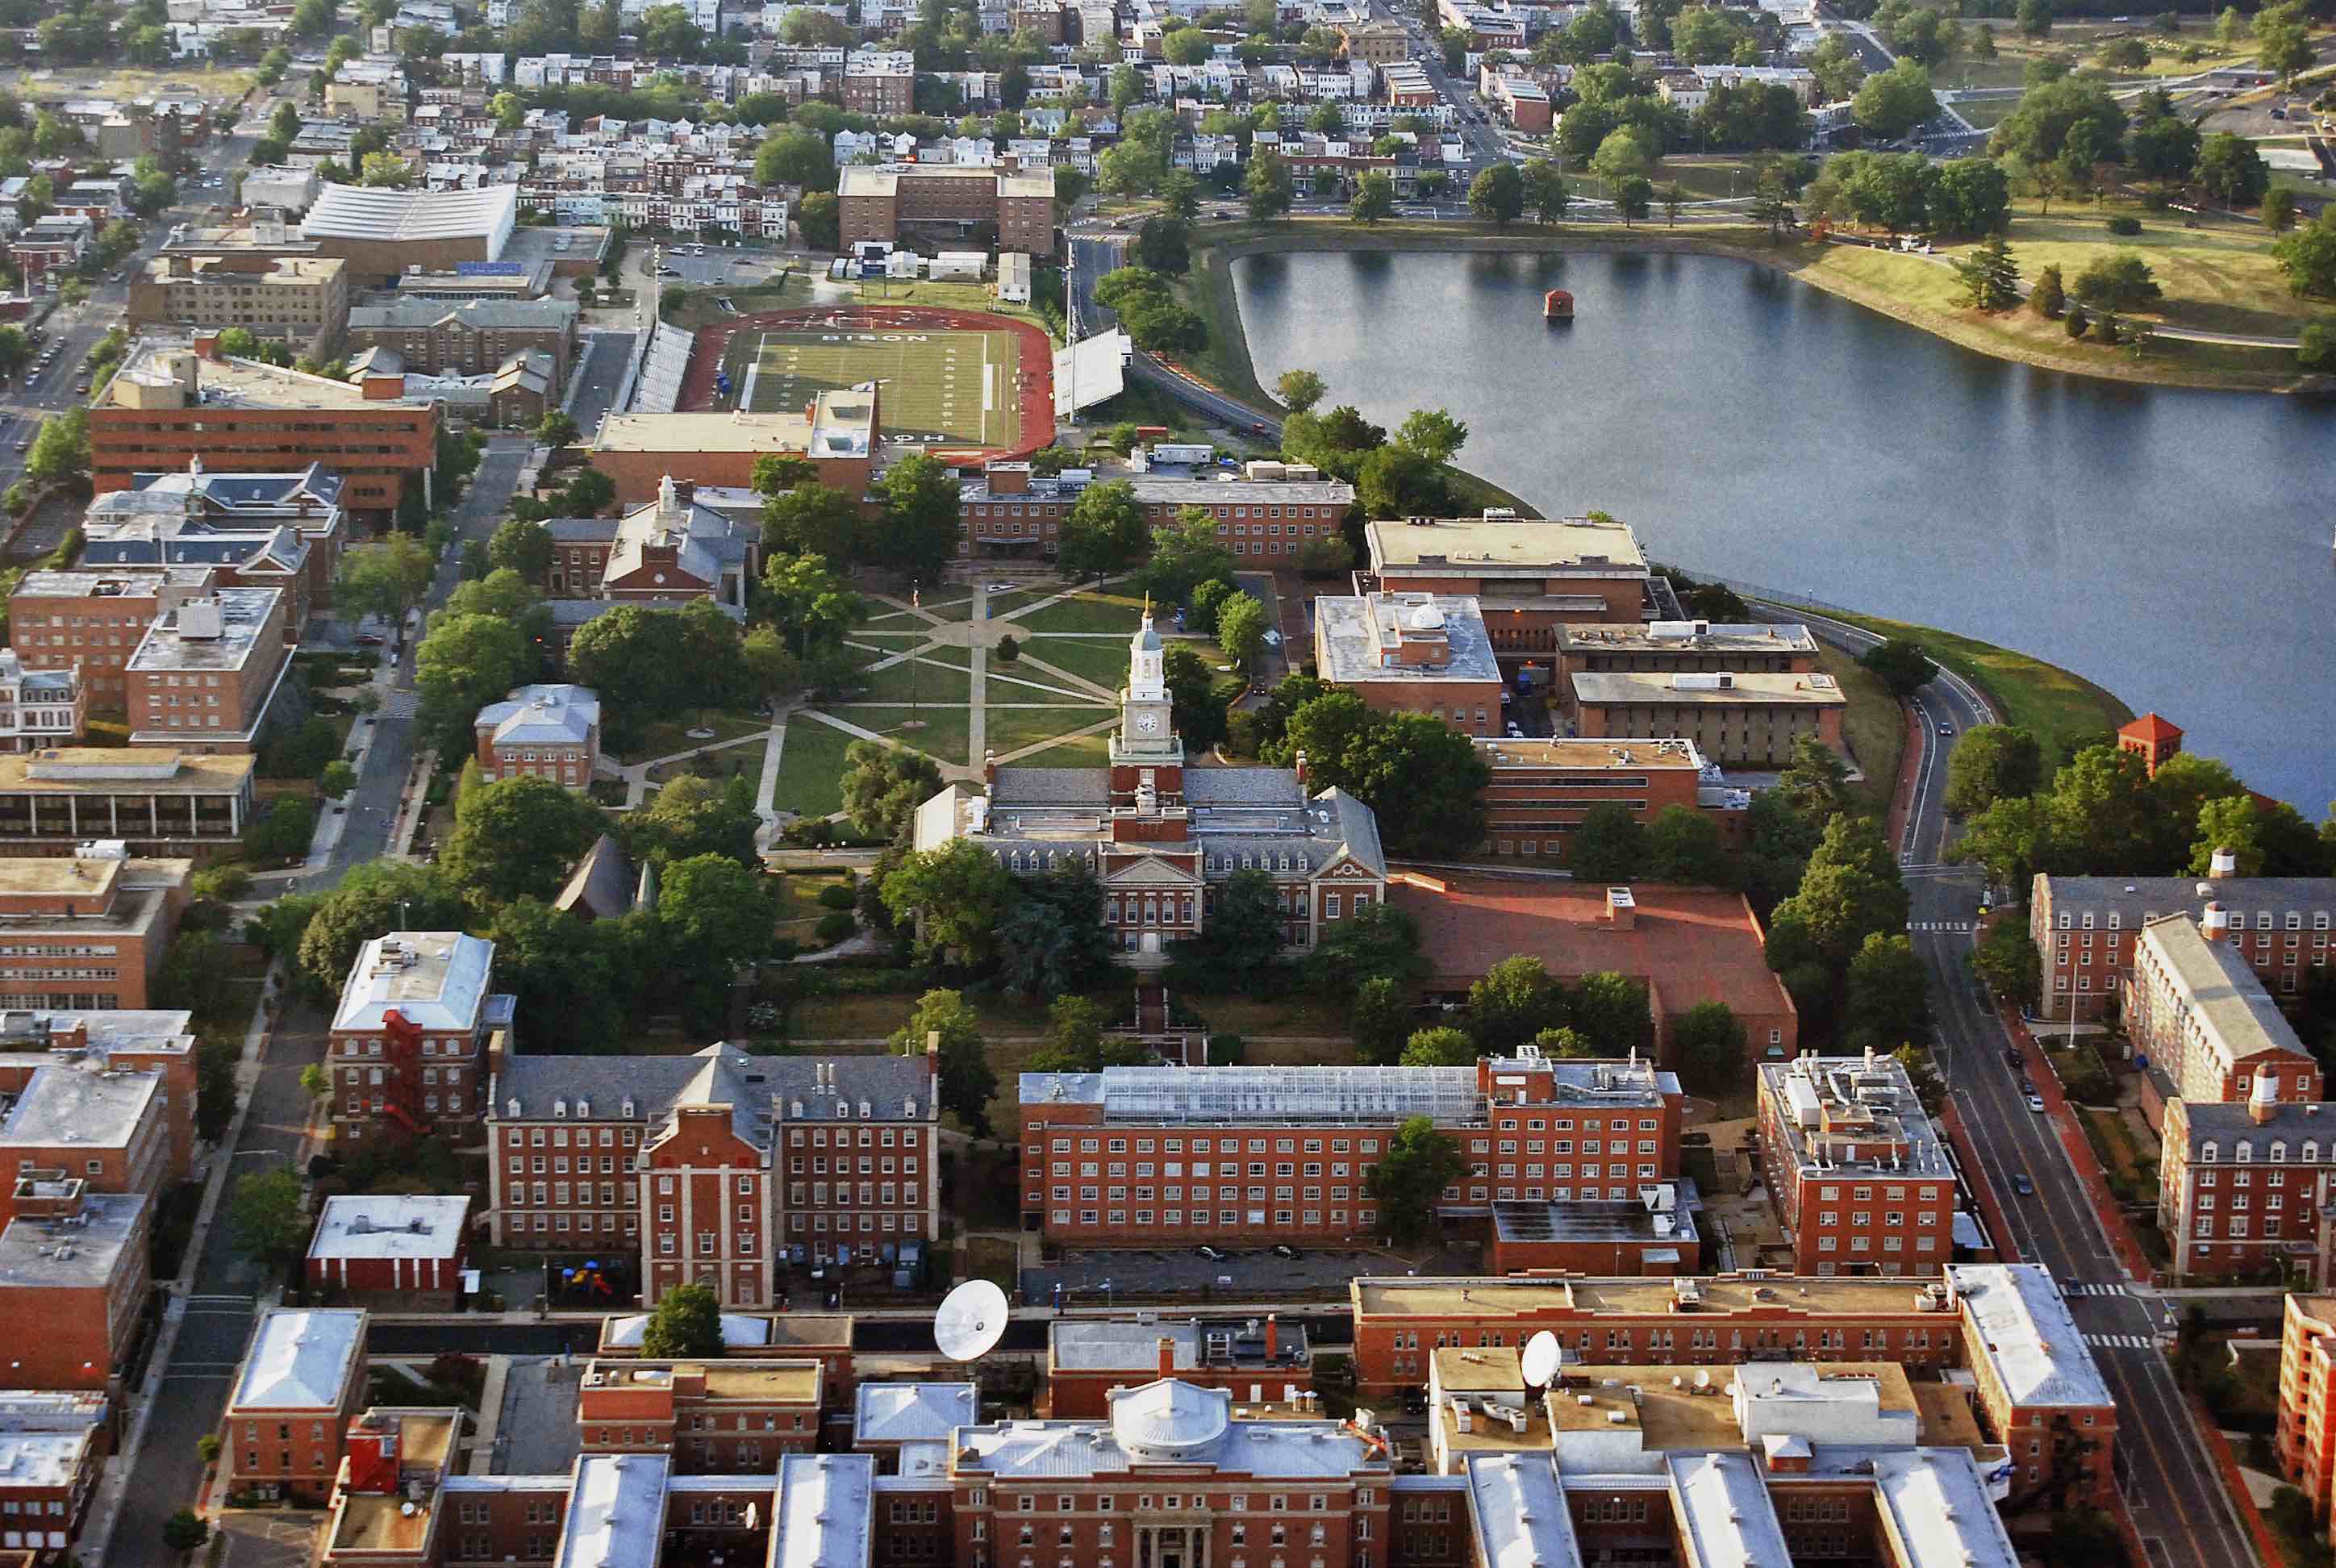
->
[473, 684, 600, 787]
[0, 1007, 200, 1181]
[1567, 669, 1848, 768]
[2128, 911, 2322, 1119]
[123, 589, 296, 754]
[2159, 1072, 2336, 1283]
[8, 568, 219, 707]
[0, 848, 190, 1014]
[219, 1307, 369, 1504]
[10, 215, 92, 285]
[576, 1360, 823, 1471]
[343, 295, 579, 382]
[588, 394, 876, 503]
[84, 460, 347, 612]
[328, 932, 512, 1145]
[0, 651, 85, 753]
[1341, 18, 1409, 61]
[127, 253, 351, 359]
[1474, 736, 1748, 858]
[1944, 1263, 2116, 1506]
[0, 748, 256, 856]
[1347, 1274, 1969, 1400]
[2029, 865, 2336, 1021]
[1754, 1053, 1959, 1278]
[961, 462, 1358, 565]
[2276, 1291, 2336, 1517]
[1045, 1317, 1312, 1419]
[1017, 1050, 1681, 1248]
[837, 165, 1057, 258]
[0, 1183, 150, 1392]
[1366, 514, 1653, 653]
[485, 1046, 941, 1306]
[842, 50, 916, 113]
[1312, 593, 1504, 736]
[305, 1195, 471, 1306]
[0, 1391, 108, 1562]
[94, 337, 440, 523]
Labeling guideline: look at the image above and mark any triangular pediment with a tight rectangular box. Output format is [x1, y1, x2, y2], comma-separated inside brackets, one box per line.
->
[1102, 856, 1201, 887]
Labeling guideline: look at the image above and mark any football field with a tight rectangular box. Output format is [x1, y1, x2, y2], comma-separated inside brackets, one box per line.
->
[724, 326, 1024, 448]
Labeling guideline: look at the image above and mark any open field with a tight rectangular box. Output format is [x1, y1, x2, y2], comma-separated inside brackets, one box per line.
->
[983, 706, 1116, 757]
[1821, 610, 2134, 765]
[618, 711, 766, 765]
[1011, 590, 1151, 633]
[1007, 636, 1128, 690]
[849, 657, 974, 707]
[723, 325, 1023, 447]
[823, 705, 972, 768]
[1817, 646, 1906, 821]
[1011, 729, 1116, 766]
[770, 718, 859, 817]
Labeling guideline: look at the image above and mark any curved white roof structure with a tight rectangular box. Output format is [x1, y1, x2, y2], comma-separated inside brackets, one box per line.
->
[302, 184, 517, 252]
[1109, 1379, 1230, 1459]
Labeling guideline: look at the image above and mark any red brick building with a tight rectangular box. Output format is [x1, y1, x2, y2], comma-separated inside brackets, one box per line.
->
[2159, 1073, 2336, 1282]
[328, 932, 513, 1146]
[1365, 514, 1653, 668]
[305, 1195, 470, 1305]
[1944, 1263, 2119, 1507]
[2031, 866, 2336, 1022]
[6, 569, 219, 711]
[2277, 1291, 2336, 1519]
[1312, 592, 1504, 736]
[587, 394, 875, 504]
[1755, 1053, 1960, 1278]
[2118, 711, 2184, 776]
[122, 589, 297, 754]
[1018, 1050, 1681, 1249]
[1474, 736, 1747, 861]
[577, 1359, 822, 1470]
[0, 1391, 109, 1562]
[1045, 1317, 1314, 1419]
[473, 684, 600, 788]
[0, 1184, 151, 1393]
[2127, 910, 2322, 1130]
[961, 462, 1356, 565]
[837, 165, 1057, 258]
[0, 1008, 199, 1183]
[219, 1307, 369, 1504]
[841, 50, 916, 113]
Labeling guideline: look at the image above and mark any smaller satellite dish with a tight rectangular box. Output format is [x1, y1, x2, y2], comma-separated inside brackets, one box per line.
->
[1520, 1331, 1561, 1388]
[936, 1278, 1010, 1362]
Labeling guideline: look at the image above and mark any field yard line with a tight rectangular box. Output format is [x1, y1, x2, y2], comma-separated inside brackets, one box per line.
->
[981, 332, 991, 442]
[740, 329, 762, 411]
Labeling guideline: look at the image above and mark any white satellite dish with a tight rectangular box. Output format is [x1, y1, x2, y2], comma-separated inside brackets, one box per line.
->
[1520, 1331, 1561, 1389]
[935, 1278, 1010, 1362]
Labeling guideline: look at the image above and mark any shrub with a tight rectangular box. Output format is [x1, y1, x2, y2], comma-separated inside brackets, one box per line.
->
[2064, 304, 2090, 338]
[319, 761, 357, 798]
[2106, 215, 2141, 236]
[2299, 319, 2336, 372]
[816, 882, 857, 910]
[996, 633, 1020, 662]
[815, 911, 859, 945]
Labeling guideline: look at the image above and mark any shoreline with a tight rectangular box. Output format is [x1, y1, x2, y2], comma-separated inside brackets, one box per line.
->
[1180, 219, 2315, 408]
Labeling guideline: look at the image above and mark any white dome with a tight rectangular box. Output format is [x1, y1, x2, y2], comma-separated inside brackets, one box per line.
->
[1109, 1379, 1229, 1458]
[1405, 604, 1445, 631]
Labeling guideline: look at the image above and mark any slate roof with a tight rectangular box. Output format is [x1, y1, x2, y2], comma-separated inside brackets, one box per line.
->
[554, 834, 639, 920]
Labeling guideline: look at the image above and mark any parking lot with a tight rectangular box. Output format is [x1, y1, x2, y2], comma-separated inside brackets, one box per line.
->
[1021, 1242, 1468, 1302]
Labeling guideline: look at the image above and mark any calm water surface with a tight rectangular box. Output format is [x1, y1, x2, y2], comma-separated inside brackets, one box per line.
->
[1232, 248, 2336, 808]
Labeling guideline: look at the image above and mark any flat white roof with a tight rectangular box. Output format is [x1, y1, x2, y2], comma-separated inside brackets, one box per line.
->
[232, 1308, 366, 1412]
[333, 932, 494, 1033]
[307, 1195, 470, 1261]
[853, 1383, 977, 1447]
[1666, 1450, 1790, 1566]
[774, 1453, 873, 1568]
[0, 1060, 160, 1153]
[1465, 1453, 1581, 1568]
[1947, 1264, 2113, 1410]
[556, 1453, 670, 1568]
[1871, 1448, 2021, 1568]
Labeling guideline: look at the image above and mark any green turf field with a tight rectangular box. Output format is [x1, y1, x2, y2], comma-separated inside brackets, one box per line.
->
[725, 326, 1022, 448]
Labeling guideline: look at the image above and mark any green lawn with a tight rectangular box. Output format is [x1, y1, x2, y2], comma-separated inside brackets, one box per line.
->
[1009, 635, 1131, 690]
[1658, 158, 1762, 201]
[1822, 610, 2134, 767]
[1009, 729, 1116, 767]
[915, 593, 982, 622]
[986, 663, 1109, 702]
[617, 711, 767, 765]
[849, 657, 974, 707]
[983, 705, 1116, 757]
[770, 717, 857, 818]
[726, 324, 1024, 447]
[646, 744, 762, 787]
[1007, 591, 1149, 633]
[823, 705, 973, 768]
[1817, 645, 1905, 821]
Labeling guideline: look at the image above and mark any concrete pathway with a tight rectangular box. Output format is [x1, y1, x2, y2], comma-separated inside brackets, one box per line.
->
[607, 727, 774, 808]
[966, 582, 987, 765]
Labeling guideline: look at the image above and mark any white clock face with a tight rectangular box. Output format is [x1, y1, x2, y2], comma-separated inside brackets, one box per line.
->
[1136, 713, 1160, 734]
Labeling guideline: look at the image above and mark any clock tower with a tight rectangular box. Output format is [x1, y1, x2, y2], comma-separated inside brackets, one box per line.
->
[1111, 602, 1184, 798]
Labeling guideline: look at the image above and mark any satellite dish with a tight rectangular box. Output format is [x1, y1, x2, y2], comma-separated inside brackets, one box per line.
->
[935, 1278, 1009, 1362]
[1520, 1331, 1561, 1389]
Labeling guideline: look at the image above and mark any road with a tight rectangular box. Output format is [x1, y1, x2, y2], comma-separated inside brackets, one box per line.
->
[1772, 602, 2258, 1568]
[566, 330, 636, 437]
[1070, 232, 1284, 439]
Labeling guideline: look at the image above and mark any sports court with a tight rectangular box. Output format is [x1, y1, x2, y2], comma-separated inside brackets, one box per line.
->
[720, 322, 1025, 448]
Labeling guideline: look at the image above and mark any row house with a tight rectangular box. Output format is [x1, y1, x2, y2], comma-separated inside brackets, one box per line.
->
[1017, 1047, 1681, 1249]
[486, 1045, 941, 1305]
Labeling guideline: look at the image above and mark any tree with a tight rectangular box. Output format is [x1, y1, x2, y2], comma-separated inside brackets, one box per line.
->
[1972, 916, 2042, 1006]
[628, 774, 760, 869]
[893, 989, 997, 1137]
[1854, 62, 1939, 141]
[2017, 0, 2053, 35]
[1466, 956, 1560, 1053]
[1860, 637, 1938, 697]
[1954, 792, 2054, 888]
[870, 453, 962, 582]
[2276, 211, 2336, 299]
[657, 854, 771, 1020]
[755, 127, 833, 191]
[1644, 806, 1730, 885]
[1216, 592, 1270, 673]
[443, 776, 605, 909]
[1933, 159, 2013, 239]
[1844, 932, 1929, 1050]
[1520, 159, 1572, 226]
[640, 1281, 724, 1356]
[295, 861, 468, 994]
[760, 484, 860, 566]
[1057, 480, 1152, 578]
[796, 191, 841, 252]
[1945, 725, 2046, 817]
[1202, 867, 1288, 987]
[24, 407, 90, 487]
[488, 516, 553, 581]
[1768, 815, 1909, 975]
[1136, 214, 1191, 275]
[2251, 0, 2313, 87]
[1276, 369, 1327, 412]
[2127, 110, 2201, 183]
[1991, 80, 2125, 166]
[1570, 801, 1645, 880]
[2071, 252, 2161, 312]
[230, 1165, 307, 1267]
[1246, 148, 1294, 219]
[1142, 510, 1237, 606]
[2192, 795, 2267, 877]
[1163, 643, 1231, 753]
[2043, 744, 2156, 871]
[1811, 34, 1867, 102]
[1356, 442, 1449, 519]
[1572, 970, 1654, 1053]
[2263, 189, 2299, 236]
[415, 613, 532, 757]
[1615, 177, 1655, 227]
[1401, 1026, 1477, 1066]
[2194, 131, 2269, 208]
[1352, 170, 1396, 224]
[1589, 127, 1656, 191]
[1308, 901, 1430, 999]
[842, 740, 945, 841]
[2029, 262, 2067, 318]
[883, 839, 1018, 965]
[1351, 975, 1412, 1065]
[1395, 408, 1469, 465]
[248, 796, 319, 864]
[1674, 1000, 1748, 1092]
[1367, 1116, 1465, 1245]
[360, 151, 417, 188]
[2215, 4, 2246, 45]
[336, 536, 435, 628]
[1467, 163, 1525, 228]
[2301, 319, 2336, 372]
[163, 1510, 211, 1554]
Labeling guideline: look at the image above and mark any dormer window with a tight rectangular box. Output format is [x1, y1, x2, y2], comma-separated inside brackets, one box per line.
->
[2200, 1141, 2219, 1162]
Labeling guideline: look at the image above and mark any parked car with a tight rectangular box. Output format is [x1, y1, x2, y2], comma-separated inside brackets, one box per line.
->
[2025, 1093, 2047, 1113]
[1271, 1244, 1298, 1259]
[2019, 1076, 2037, 1095]
[2004, 1048, 2022, 1069]
[354, 632, 386, 648]
[1195, 1244, 1225, 1261]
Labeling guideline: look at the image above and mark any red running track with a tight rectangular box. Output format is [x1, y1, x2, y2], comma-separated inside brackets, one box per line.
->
[675, 305, 1057, 463]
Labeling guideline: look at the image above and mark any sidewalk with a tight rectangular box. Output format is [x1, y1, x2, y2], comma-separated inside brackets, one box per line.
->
[2006, 1009, 2159, 1285]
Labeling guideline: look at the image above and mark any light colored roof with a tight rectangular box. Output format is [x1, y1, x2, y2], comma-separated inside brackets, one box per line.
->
[232, 1308, 367, 1412]
[1366, 514, 1648, 576]
[594, 409, 814, 453]
[1946, 1265, 2113, 1410]
[1052, 1317, 1310, 1372]
[334, 932, 495, 1034]
[2138, 912, 2311, 1065]
[1869, 1447, 2021, 1568]
[348, 295, 578, 332]
[1556, 621, 1818, 654]
[1020, 1064, 1486, 1124]
[302, 182, 518, 243]
[774, 1453, 873, 1568]
[307, 1195, 470, 1261]
[0, 748, 252, 794]
[1475, 735, 1712, 771]
[1464, 1453, 1581, 1568]
[853, 1383, 976, 1447]
[0, 1060, 161, 1153]
[123, 588, 283, 673]
[1313, 592, 1500, 686]
[477, 683, 599, 748]
[554, 1453, 670, 1568]
[0, 1426, 96, 1491]
[1112, 1379, 1229, 1457]
[1666, 1451, 1790, 1567]
[0, 1190, 149, 1291]
[1570, 670, 1846, 708]
[600, 1312, 772, 1350]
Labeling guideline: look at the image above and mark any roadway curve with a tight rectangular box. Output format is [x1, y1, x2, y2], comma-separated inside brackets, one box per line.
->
[1769, 603, 2258, 1568]
[1071, 231, 1284, 438]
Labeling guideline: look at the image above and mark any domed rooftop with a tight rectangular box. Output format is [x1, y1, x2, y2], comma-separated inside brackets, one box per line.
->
[1109, 1378, 1230, 1459]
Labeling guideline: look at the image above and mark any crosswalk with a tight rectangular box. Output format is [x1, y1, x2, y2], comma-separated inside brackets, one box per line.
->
[1906, 920, 1975, 932]
[2064, 1282, 2130, 1297]
[2086, 1333, 2158, 1350]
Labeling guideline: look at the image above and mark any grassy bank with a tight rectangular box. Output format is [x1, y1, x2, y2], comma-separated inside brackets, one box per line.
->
[1817, 644, 1907, 820]
[1820, 609, 2134, 765]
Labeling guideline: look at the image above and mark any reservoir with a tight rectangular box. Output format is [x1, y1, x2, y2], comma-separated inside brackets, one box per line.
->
[1231, 247, 2336, 810]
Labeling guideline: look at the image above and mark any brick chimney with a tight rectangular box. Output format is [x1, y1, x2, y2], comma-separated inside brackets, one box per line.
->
[2250, 1065, 2280, 1125]
[983, 749, 997, 789]
[1292, 749, 1308, 787]
[1158, 1337, 1175, 1378]
[672, 479, 696, 507]
[2202, 902, 2231, 943]
[191, 330, 220, 360]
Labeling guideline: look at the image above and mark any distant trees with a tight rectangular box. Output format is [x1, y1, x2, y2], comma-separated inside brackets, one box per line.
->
[1056, 479, 1153, 578]
[1094, 266, 1205, 354]
[1945, 725, 2046, 816]
[1858, 637, 1938, 697]
[841, 740, 945, 842]
[1270, 692, 1490, 857]
[891, 990, 997, 1138]
[1853, 61, 1938, 141]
